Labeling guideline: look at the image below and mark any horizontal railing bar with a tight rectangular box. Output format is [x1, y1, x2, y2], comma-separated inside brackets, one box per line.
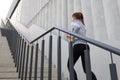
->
[30, 27, 55, 43]
[6, 19, 30, 43]
[8, 0, 21, 19]
[30, 27, 120, 56]
[0, 27, 30, 43]
[55, 27, 120, 56]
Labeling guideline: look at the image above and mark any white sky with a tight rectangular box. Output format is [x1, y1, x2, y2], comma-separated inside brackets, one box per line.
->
[0, 0, 13, 19]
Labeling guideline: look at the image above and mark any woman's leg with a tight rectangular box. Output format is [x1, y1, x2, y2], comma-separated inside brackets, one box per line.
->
[81, 45, 97, 80]
[67, 45, 81, 80]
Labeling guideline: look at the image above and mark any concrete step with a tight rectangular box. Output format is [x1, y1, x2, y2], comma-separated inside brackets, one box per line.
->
[0, 77, 67, 80]
[0, 63, 15, 66]
[0, 66, 57, 72]
[0, 67, 16, 72]
[0, 72, 18, 78]
[0, 78, 20, 80]
[0, 67, 57, 75]
[0, 45, 10, 48]
[0, 30, 2, 36]
[25, 72, 58, 78]
[0, 37, 8, 42]
[0, 64, 15, 67]
[26, 67, 57, 73]
[0, 69, 67, 80]
[25, 77, 68, 80]
[0, 53, 14, 65]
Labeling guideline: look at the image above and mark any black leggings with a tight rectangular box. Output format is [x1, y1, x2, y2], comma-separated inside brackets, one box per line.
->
[67, 44, 97, 80]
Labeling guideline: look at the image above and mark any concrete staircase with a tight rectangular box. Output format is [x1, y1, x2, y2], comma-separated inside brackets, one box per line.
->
[0, 30, 20, 80]
[0, 29, 67, 80]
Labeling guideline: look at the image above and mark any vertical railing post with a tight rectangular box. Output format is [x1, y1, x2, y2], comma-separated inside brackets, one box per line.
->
[48, 35, 53, 80]
[18, 39, 25, 78]
[15, 34, 19, 67]
[16, 36, 21, 69]
[7, 30, 12, 51]
[29, 45, 34, 80]
[68, 41, 74, 80]
[84, 43, 92, 80]
[24, 44, 30, 80]
[14, 31, 18, 65]
[13, 31, 17, 61]
[109, 52, 118, 80]
[11, 31, 15, 59]
[16, 37, 23, 72]
[34, 43, 39, 80]
[57, 34, 62, 80]
[40, 39, 45, 80]
[21, 41, 27, 80]
[13, 31, 16, 63]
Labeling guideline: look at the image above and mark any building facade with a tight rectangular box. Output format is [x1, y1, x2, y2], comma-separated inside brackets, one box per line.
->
[11, 0, 120, 80]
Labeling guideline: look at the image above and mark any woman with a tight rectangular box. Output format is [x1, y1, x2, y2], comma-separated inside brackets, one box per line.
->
[67, 12, 97, 80]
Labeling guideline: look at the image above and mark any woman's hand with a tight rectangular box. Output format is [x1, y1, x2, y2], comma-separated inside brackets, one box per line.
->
[66, 35, 73, 41]
[66, 35, 71, 39]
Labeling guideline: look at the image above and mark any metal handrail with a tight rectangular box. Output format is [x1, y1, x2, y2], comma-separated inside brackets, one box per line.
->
[8, 0, 21, 19]
[30, 27, 120, 56]
[6, 19, 30, 43]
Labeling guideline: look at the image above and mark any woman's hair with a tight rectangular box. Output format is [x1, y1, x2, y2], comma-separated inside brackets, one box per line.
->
[72, 12, 85, 25]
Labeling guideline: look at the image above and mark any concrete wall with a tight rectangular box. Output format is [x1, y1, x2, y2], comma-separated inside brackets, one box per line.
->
[19, 0, 120, 41]
[11, 0, 120, 79]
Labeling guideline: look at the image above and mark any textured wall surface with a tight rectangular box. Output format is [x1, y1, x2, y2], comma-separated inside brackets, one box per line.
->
[19, 0, 120, 41]
[12, 0, 120, 80]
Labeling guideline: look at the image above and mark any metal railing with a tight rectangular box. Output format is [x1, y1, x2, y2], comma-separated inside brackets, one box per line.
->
[30, 27, 120, 80]
[6, 0, 21, 19]
[1, 20, 120, 80]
